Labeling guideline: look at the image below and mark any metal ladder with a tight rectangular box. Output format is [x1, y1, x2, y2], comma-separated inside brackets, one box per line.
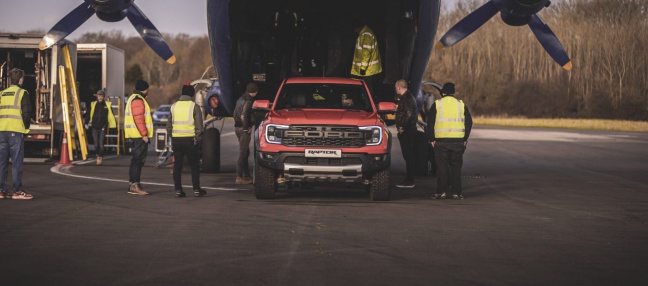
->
[104, 96, 124, 155]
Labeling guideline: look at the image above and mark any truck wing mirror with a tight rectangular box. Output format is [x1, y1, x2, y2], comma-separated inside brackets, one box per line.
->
[377, 102, 397, 114]
[253, 100, 271, 112]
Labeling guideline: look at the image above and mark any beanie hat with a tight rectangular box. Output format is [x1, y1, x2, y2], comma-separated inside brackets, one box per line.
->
[135, 79, 149, 91]
[442, 83, 455, 95]
[246, 82, 258, 94]
[96, 89, 106, 96]
[182, 82, 195, 97]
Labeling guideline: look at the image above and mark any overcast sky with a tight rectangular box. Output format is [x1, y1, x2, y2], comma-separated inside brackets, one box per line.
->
[0, 0, 210, 38]
[0, 0, 460, 39]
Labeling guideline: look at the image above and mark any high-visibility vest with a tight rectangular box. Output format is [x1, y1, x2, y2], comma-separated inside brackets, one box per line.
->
[170, 101, 196, 138]
[434, 96, 465, 139]
[90, 101, 117, 128]
[124, 93, 153, 138]
[0, 86, 28, 134]
[351, 26, 382, 77]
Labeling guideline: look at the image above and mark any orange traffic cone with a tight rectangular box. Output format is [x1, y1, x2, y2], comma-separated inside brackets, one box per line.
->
[56, 132, 72, 166]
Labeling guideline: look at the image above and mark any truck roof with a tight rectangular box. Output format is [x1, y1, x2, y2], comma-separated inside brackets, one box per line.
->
[0, 33, 73, 49]
[284, 77, 364, 85]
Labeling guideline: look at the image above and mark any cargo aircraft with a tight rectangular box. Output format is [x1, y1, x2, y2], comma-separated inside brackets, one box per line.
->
[41, 0, 571, 117]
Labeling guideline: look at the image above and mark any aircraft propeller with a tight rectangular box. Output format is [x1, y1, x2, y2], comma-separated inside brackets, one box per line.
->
[39, 0, 175, 64]
[437, 0, 571, 70]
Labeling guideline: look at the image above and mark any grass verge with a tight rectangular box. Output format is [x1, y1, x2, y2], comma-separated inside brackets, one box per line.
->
[473, 116, 648, 132]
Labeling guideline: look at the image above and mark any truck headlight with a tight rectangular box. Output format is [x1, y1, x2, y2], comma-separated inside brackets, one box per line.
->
[265, 124, 289, 144]
[359, 126, 383, 146]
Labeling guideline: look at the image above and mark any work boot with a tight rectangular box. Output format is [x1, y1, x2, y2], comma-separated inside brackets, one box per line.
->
[194, 188, 207, 197]
[175, 190, 186, 198]
[96, 156, 103, 165]
[127, 183, 149, 195]
[235, 176, 252, 185]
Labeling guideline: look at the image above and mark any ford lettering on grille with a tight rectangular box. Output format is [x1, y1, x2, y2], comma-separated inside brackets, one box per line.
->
[281, 126, 366, 147]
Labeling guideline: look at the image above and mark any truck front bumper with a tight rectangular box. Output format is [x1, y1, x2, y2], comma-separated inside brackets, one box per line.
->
[255, 151, 390, 183]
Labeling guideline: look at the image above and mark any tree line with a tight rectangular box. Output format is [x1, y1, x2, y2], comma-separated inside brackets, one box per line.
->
[429, 0, 648, 120]
[74, 0, 647, 120]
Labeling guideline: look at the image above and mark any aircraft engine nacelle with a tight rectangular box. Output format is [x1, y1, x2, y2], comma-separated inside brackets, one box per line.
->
[494, 0, 551, 26]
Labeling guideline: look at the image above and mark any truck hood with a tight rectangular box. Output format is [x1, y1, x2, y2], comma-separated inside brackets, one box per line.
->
[269, 109, 379, 126]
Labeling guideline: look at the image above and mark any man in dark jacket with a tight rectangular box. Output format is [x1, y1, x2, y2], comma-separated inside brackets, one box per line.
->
[394, 79, 418, 188]
[426, 83, 473, 200]
[233, 82, 258, 184]
[86, 89, 115, 165]
[166, 83, 205, 198]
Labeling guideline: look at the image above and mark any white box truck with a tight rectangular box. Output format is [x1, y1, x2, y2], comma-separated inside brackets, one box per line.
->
[76, 44, 125, 154]
[0, 33, 77, 159]
[76, 43, 125, 102]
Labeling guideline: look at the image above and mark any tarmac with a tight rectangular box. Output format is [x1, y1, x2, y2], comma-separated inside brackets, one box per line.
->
[1, 122, 647, 285]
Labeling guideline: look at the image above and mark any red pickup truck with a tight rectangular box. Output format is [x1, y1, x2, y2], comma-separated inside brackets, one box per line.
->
[252, 77, 396, 201]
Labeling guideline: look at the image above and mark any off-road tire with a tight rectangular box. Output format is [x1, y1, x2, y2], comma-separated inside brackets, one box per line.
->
[367, 169, 390, 201]
[254, 163, 277, 199]
[201, 128, 220, 173]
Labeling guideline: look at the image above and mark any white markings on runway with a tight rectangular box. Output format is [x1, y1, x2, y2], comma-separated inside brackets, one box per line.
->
[50, 164, 246, 191]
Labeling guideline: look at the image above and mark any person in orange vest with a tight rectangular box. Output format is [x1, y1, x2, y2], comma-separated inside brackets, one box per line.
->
[124, 80, 153, 195]
[86, 89, 116, 165]
[0, 68, 33, 200]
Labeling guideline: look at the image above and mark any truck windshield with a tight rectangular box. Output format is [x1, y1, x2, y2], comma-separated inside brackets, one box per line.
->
[274, 83, 372, 112]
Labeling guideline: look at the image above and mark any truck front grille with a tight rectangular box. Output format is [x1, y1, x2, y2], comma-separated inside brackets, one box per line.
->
[279, 126, 366, 147]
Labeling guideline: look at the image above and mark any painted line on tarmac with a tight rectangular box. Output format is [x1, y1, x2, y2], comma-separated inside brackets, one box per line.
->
[50, 164, 246, 192]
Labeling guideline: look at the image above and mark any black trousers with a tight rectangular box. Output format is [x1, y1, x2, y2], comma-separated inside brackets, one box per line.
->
[129, 138, 148, 184]
[235, 127, 251, 178]
[172, 138, 201, 191]
[434, 141, 466, 195]
[397, 128, 416, 182]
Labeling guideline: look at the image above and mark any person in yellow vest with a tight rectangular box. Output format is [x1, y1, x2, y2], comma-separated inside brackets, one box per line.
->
[166, 83, 206, 198]
[0, 68, 33, 200]
[124, 79, 153, 195]
[426, 83, 473, 200]
[86, 89, 116, 165]
[351, 24, 382, 96]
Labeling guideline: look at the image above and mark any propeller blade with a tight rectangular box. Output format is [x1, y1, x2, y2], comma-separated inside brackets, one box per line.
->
[528, 14, 572, 70]
[39, 3, 95, 50]
[437, 0, 498, 49]
[126, 4, 176, 64]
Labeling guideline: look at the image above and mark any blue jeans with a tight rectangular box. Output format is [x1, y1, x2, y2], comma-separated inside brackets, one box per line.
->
[0, 132, 24, 192]
[92, 128, 106, 156]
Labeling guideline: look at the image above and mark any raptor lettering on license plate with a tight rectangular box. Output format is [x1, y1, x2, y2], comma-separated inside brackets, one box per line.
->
[305, 149, 341, 158]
